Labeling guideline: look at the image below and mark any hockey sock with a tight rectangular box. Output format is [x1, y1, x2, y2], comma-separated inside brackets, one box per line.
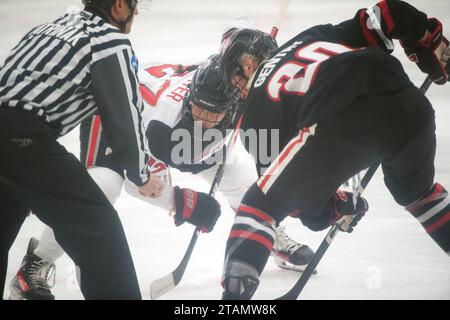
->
[222, 203, 275, 299]
[225, 203, 276, 273]
[406, 183, 450, 255]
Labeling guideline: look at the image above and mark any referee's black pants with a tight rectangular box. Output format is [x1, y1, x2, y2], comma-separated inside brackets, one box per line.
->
[0, 109, 141, 299]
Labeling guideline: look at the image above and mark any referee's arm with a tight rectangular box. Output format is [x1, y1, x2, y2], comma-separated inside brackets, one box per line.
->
[91, 49, 149, 187]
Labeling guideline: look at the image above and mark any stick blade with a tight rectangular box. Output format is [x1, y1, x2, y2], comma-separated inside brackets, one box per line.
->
[150, 274, 176, 300]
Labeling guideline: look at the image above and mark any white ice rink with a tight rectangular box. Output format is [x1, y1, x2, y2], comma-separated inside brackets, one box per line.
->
[1, 0, 449, 300]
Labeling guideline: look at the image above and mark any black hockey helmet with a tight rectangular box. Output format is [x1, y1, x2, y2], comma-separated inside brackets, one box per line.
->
[182, 54, 240, 130]
[220, 28, 278, 80]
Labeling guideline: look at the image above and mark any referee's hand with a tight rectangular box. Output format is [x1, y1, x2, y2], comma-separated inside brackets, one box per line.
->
[138, 175, 165, 198]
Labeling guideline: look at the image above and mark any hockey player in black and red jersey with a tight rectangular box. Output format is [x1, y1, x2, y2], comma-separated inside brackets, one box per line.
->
[9, 54, 314, 299]
[219, 0, 450, 299]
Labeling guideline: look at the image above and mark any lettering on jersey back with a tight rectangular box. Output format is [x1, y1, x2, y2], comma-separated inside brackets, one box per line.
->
[254, 41, 303, 88]
[167, 81, 191, 103]
[30, 16, 88, 47]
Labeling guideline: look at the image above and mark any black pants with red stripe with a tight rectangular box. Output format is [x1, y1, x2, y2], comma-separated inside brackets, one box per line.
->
[0, 109, 141, 299]
[258, 85, 437, 222]
[79, 115, 124, 176]
[224, 85, 448, 287]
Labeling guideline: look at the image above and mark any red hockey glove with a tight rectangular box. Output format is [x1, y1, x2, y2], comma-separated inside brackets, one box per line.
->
[330, 190, 369, 233]
[401, 18, 449, 85]
[173, 187, 221, 233]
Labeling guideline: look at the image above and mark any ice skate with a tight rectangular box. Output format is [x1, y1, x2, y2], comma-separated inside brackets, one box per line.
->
[272, 225, 317, 273]
[9, 238, 56, 300]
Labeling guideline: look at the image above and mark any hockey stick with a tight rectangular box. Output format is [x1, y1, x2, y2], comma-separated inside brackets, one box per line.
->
[271, 0, 290, 38]
[275, 76, 433, 300]
[276, 164, 379, 300]
[419, 76, 433, 93]
[151, 1, 292, 299]
[150, 115, 244, 299]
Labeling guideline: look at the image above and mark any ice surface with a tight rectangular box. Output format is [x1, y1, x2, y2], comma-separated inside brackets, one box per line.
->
[1, 0, 449, 300]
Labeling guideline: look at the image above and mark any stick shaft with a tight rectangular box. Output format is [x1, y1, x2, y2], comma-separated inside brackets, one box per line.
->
[271, 0, 290, 38]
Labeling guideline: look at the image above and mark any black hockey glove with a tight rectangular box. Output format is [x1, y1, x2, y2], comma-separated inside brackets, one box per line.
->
[173, 187, 221, 233]
[330, 191, 369, 233]
[401, 18, 449, 85]
[294, 190, 368, 232]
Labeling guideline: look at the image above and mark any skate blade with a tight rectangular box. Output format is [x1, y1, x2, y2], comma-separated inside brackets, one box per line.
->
[273, 255, 318, 274]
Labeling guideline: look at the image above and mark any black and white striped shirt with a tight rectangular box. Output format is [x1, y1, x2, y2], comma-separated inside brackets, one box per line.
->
[0, 10, 149, 186]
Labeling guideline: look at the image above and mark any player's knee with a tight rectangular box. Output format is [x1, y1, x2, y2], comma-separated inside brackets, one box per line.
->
[88, 167, 124, 204]
[222, 260, 260, 300]
[241, 184, 287, 223]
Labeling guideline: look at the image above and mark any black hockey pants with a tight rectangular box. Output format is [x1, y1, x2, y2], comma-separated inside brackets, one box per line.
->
[255, 85, 436, 223]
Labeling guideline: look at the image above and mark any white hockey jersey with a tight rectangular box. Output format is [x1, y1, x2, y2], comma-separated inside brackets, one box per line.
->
[139, 63, 232, 175]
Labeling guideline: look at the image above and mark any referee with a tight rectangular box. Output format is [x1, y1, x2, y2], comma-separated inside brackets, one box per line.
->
[0, 0, 161, 299]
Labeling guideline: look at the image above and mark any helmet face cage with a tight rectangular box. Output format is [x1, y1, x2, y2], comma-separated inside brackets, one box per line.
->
[182, 55, 240, 131]
[221, 28, 278, 82]
[181, 93, 238, 139]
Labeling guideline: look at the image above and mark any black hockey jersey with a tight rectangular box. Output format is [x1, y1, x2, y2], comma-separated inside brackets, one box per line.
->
[242, 0, 428, 174]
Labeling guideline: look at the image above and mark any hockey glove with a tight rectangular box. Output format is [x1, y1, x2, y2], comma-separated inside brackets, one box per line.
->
[173, 187, 221, 233]
[401, 18, 449, 85]
[330, 191, 369, 233]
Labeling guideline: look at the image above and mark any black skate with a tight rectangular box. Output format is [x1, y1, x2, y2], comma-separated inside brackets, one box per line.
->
[9, 238, 56, 300]
[271, 225, 317, 273]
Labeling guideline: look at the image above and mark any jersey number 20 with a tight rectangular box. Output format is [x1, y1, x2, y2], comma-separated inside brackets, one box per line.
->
[267, 41, 354, 101]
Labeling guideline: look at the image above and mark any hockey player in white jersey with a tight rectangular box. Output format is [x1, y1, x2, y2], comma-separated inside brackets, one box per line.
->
[9, 54, 314, 299]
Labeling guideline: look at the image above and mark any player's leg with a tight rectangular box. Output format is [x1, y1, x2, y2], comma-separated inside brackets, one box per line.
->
[380, 86, 449, 254]
[0, 111, 141, 299]
[199, 141, 315, 271]
[87, 166, 125, 204]
[9, 166, 125, 300]
[0, 182, 29, 300]
[6, 157, 140, 299]
[198, 140, 257, 210]
[221, 98, 387, 299]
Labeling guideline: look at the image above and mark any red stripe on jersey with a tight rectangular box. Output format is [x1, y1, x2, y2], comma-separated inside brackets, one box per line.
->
[258, 127, 309, 192]
[359, 10, 378, 46]
[239, 204, 274, 223]
[425, 211, 450, 234]
[229, 230, 274, 252]
[378, 0, 395, 34]
[86, 115, 101, 168]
